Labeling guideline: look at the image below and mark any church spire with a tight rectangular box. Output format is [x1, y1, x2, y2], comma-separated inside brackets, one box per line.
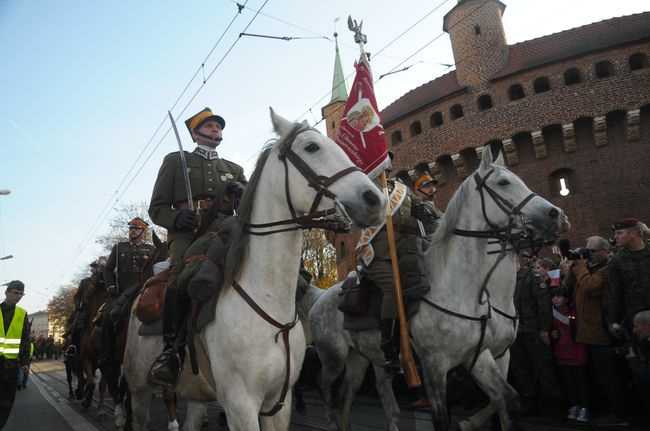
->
[329, 32, 348, 103]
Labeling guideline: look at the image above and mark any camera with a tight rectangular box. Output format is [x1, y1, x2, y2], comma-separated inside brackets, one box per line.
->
[558, 239, 590, 260]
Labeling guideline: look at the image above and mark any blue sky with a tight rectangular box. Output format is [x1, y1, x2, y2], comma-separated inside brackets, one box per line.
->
[1, 0, 647, 312]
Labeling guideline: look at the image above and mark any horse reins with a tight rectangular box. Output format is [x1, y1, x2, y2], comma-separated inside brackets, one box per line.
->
[244, 125, 361, 235]
[423, 168, 533, 371]
[234, 125, 361, 416]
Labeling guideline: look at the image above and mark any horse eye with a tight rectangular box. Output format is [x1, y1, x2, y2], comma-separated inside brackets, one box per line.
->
[305, 143, 319, 153]
[497, 179, 510, 186]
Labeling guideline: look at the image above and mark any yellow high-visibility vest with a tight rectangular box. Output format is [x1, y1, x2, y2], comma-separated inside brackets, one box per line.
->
[0, 305, 27, 360]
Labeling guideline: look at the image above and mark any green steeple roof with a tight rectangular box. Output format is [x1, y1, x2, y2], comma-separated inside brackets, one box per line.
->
[330, 33, 348, 103]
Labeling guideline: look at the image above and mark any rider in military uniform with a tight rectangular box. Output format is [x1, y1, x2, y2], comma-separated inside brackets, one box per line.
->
[0, 280, 31, 428]
[148, 108, 246, 385]
[98, 217, 154, 367]
[65, 259, 103, 357]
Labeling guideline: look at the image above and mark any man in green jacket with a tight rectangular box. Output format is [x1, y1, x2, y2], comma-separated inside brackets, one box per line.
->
[148, 108, 246, 385]
[0, 280, 31, 428]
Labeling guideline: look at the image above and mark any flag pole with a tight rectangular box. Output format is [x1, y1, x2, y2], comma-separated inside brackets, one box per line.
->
[347, 16, 420, 389]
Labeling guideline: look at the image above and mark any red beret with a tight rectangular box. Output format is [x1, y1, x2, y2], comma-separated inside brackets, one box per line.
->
[613, 217, 640, 230]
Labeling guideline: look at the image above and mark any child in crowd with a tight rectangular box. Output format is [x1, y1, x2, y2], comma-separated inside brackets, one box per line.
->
[550, 286, 590, 422]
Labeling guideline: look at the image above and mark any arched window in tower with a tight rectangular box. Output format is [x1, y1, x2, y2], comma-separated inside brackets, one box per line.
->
[533, 77, 551, 93]
[595, 60, 615, 79]
[331, 121, 336, 130]
[474, 24, 481, 35]
[508, 84, 525, 101]
[564, 68, 582, 85]
[477, 95, 493, 110]
[629, 53, 648, 70]
[410, 121, 422, 136]
[430, 112, 443, 127]
[549, 168, 575, 197]
[339, 241, 346, 258]
[450, 104, 464, 120]
[391, 130, 402, 145]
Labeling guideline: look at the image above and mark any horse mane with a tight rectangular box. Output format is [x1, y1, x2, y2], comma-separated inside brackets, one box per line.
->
[429, 173, 473, 246]
[223, 142, 276, 287]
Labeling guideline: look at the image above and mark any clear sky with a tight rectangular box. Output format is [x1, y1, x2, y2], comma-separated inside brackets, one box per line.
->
[1, 0, 648, 312]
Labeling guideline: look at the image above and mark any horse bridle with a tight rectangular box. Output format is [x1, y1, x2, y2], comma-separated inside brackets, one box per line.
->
[234, 125, 362, 416]
[244, 125, 362, 235]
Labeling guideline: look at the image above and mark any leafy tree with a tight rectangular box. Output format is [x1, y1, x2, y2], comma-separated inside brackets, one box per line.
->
[301, 229, 338, 288]
[46, 283, 78, 336]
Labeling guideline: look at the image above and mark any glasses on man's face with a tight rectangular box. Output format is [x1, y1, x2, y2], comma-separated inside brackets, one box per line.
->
[128, 227, 143, 231]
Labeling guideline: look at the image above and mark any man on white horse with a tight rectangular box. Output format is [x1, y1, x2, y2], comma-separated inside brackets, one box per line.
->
[147, 108, 246, 385]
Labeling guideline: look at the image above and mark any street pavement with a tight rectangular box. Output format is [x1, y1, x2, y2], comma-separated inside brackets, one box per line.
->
[5, 359, 645, 430]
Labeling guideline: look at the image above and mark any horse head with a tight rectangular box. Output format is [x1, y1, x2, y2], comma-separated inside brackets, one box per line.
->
[257, 108, 386, 229]
[465, 145, 569, 242]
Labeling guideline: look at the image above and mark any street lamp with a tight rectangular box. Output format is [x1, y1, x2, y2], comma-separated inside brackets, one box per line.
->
[0, 255, 13, 261]
[0, 189, 11, 196]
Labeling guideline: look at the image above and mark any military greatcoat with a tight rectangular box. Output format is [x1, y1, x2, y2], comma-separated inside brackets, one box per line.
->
[104, 240, 154, 293]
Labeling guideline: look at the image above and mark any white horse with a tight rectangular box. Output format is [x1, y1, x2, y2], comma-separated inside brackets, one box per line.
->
[123, 109, 386, 431]
[309, 145, 569, 431]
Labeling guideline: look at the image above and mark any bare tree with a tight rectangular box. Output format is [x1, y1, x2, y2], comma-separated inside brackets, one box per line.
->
[94, 201, 166, 253]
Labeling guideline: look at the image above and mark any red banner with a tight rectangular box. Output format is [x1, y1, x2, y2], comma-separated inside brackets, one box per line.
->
[335, 56, 390, 179]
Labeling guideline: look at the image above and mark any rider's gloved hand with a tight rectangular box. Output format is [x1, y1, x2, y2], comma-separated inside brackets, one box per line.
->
[174, 210, 198, 231]
[226, 181, 244, 199]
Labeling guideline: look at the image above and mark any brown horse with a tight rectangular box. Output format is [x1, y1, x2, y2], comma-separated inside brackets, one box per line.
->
[93, 231, 173, 431]
[78, 271, 109, 419]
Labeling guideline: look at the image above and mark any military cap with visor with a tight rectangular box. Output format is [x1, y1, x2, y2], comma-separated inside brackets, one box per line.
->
[128, 217, 149, 230]
[413, 162, 437, 188]
[185, 107, 226, 141]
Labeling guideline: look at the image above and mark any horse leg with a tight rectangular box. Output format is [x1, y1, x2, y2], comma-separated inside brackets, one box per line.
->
[259, 396, 292, 431]
[81, 358, 95, 409]
[318, 350, 347, 431]
[162, 386, 179, 431]
[97, 376, 107, 421]
[419, 356, 451, 431]
[222, 389, 263, 431]
[182, 400, 208, 431]
[339, 350, 371, 431]
[66, 363, 74, 398]
[460, 351, 519, 431]
[130, 388, 152, 431]
[370, 363, 400, 431]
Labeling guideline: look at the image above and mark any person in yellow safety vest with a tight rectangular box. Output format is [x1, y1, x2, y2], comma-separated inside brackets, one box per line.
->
[0, 280, 31, 428]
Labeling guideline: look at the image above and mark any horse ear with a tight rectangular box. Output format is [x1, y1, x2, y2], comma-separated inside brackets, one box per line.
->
[269, 107, 293, 138]
[480, 145, 493, 170]
[494, 151, 506, 167]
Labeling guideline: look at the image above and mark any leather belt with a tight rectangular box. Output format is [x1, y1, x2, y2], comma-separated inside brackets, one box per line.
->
[175, 199, 213, 211]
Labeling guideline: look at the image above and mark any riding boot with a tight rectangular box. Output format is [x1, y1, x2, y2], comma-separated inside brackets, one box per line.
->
[148, 285, 182, 386]
[380, 318, 401, 372]
[97, 317, 114, 369]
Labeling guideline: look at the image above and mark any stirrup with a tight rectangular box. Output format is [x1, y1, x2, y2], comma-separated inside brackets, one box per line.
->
[65, 345, 78, 357]
[147, 350, 181, 387]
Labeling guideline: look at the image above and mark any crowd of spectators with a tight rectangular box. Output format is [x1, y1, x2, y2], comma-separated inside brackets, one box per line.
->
[509, 217, 650, 427]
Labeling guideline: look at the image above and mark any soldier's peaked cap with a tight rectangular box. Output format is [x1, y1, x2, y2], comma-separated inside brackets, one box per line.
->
[185, 108, 225, 136]
[5, 280, 24, 292]
[413, 161, 437, 187]
[127, 217, 149, 229]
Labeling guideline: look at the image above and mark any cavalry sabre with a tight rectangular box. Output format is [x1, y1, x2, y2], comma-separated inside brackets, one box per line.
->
[168, 110, 194, 212]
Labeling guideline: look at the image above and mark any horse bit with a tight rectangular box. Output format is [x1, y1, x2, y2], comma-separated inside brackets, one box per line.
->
[233, 124, 362, 416]
[422, 168, 538, 371]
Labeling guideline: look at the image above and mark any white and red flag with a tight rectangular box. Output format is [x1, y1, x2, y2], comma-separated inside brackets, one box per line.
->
[335, 56, 390, 179]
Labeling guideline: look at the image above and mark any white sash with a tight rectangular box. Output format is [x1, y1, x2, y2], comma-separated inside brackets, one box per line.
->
[356, 181, 408, 266]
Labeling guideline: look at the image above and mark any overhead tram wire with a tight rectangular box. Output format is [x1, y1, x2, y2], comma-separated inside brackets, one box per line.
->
[56, 0, 267, 283]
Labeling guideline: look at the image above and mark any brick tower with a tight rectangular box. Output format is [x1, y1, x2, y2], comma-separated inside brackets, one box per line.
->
[444, 0, 509, 88]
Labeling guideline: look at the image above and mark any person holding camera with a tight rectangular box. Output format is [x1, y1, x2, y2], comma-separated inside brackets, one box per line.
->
[560, 235, 631, 424]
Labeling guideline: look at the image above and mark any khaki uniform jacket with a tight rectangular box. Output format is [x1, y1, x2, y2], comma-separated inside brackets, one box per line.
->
[148, 150, 246, 241]
[564, 260, 613, 345]
[606, 243, 650, 326]
[104, 241, 155, 292]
